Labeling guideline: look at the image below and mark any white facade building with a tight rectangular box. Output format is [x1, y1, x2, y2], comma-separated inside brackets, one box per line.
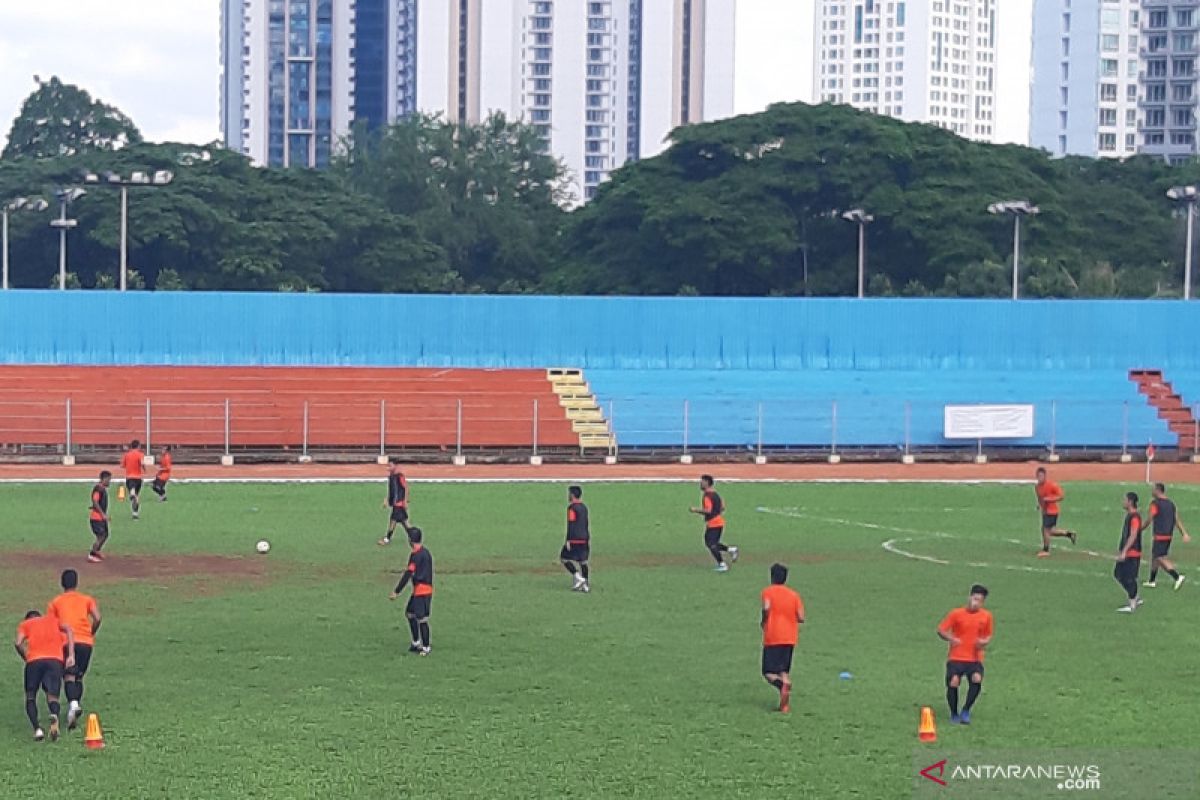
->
[814, 0, 997, 142]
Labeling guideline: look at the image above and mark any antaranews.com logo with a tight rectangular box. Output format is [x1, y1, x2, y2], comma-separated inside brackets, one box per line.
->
[919, 759, 1101, 792]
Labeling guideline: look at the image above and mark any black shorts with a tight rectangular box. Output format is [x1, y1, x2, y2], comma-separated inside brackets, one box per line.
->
[406, 594, 432, 619]
[24, 659, 63, 696]
[65, 643, 93, 678]
[1114, 557, 1140, 582]
[560, 543, 590, 563]
[1152, 539, 1173, 559]
[945, 660, 984, 684]
[390, 507, 409, 524]
[762, 645, 794, 675]
[1042, 514, 1058, 529]
[89, 520, 109, 537]
[704, 526, 725, 547]
[126, 478, 143, 494]
[153, 477, 168, 492]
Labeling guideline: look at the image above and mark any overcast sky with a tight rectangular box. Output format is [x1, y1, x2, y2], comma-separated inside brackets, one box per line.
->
[0, 0, 1033, 151]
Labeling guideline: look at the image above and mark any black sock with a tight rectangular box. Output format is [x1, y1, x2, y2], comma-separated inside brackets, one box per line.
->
[716, 543, 729, 552]
[580, 564, 589, 580]
[66, 681, 81, 704]
[708, 546, 724, 564]
[963, 682, 982, 712]
[1149, 567, 1159, 582]
[1167, 569, 1181, 580]
[26, 698, 38, 729]
[419, 622, 430, 648]
[768, 677, 783, 690]
[48, 700, 60, 718]
[563, 561, 577, 575]
[407, 617, 420, 642]
[947, 686, 960, 717]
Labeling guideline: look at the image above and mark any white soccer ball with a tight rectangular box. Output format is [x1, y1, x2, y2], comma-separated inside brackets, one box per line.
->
[256, 540, 271, 554]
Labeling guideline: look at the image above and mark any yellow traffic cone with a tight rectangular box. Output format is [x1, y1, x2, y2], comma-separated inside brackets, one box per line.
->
[84, 713, 105, 750]
[117, 485, 126, 502]
[918, 706, 937, 743]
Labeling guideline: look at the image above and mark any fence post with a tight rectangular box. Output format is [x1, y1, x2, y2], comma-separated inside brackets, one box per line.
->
[1193, 404, 1199, 462]
[300, 401, 310, 461]
[1048, 400, 1059, 462]
[63, 399, 74, 465]
[605, 400, 617, 463]
[902, 401, 914, 463]
[681, 399, 692, 464]
[145, 398, 152, 455]
[379, 399, 387, 462]
[530, 398, 541, 464]
[221, 398, 233, 465]
[1120, 401, 1130, 462]
[828, 400, 841, 463]
[755, 402, 765, 463]
[453, 399, 465, 465]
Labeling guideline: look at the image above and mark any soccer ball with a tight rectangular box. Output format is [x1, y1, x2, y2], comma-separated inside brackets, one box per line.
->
[255, 540, 271, 554]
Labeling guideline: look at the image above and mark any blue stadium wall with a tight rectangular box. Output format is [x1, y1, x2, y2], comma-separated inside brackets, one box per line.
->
[0, 291, 1197, 370]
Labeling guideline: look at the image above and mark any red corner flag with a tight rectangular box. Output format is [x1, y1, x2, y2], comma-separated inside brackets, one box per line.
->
[1147, 443, 1156, 461]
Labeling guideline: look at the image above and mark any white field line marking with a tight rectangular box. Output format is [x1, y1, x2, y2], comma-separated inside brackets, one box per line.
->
[0, 477, 1038, 486]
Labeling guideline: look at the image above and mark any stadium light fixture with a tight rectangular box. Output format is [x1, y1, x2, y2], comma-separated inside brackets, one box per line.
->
[82, 169, 175, 291]
[987, 200, 1040, 300]
[1166, 185, 1198, 300]
[50, 187, 86, 290]
[2, 196, 50, 290]
[840, 209, 875, 299]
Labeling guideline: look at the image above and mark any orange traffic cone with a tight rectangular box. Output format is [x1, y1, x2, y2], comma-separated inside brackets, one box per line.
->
[117, 485, 127, 502]
[84, 713, 105, 750]
[918, 706, 937, 743]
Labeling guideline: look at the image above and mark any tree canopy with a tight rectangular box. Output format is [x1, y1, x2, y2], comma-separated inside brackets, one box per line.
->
[3, 77, 142, 161]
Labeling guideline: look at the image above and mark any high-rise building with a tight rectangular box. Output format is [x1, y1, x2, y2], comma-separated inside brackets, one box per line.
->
[813, 0, 998, 142]
[220, 0, 735, 198]
[1030, 0, 1141, 158]
[1139, 1, 1200, 164]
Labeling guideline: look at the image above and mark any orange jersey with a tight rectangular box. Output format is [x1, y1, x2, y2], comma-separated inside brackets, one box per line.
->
[48, 591, 99, 646]
[1036, 481, 1063, 515]
[157, 452, 173, 480]
[939, 607, 994, 663]
[17, 616, 65, 663]
[122, 449, 145, 479]
[761, 584, 804, 646]
[702, 491, 726, 529]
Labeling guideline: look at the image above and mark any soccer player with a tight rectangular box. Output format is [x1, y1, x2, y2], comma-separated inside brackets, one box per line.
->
[689, 475, 738, 572]
[121, 439, 146, 520]
[14, 610, 75, 742]
[1114, 492, 1145, 613]
[378, 458, 412, 546]
[760, 563, 805, 713]
[151, 445, 173, 502]
[87, 471, 112, 563]
[937, 584, 993, 725]
[1034, 467, 1077, 557]
[1145, 483, 1190, 590]
[389, 528, 433, 655]
[560, 485, 591, 592]
[48, 569, 101, 730]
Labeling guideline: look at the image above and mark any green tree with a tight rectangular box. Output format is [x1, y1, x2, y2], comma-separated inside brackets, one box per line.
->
[3, 77, 142, 160]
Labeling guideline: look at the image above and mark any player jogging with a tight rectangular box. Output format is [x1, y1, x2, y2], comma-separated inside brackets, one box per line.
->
[151, 445, 173, 502]
[14, 610, 75, 742]
[378, 458, 412, 546]
[389, 528, 433, 655]
[48, 569, 101, 730]
[1114, 492, 1145, 613]
[690, 475, 738, 572]
[87, 471, 112, 563]
[760, 563, 805, 713]
[121, 439, 146, 520]
[560, 485, 591, 593]
[937, 584, 993, 725]
[1145, 483, 1189, 590]
[1034, 467, 1077, 557]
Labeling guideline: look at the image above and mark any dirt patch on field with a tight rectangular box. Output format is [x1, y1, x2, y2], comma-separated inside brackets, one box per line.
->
[415, 550, 830, 579]
[1, 551, 269, 594]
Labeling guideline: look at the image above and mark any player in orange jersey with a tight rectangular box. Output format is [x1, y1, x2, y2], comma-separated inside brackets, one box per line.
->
[14, 610, 75, 742]
[121, 439, 146, 519]
[48, 569, 101, 730]
[1035, 467, 1076, 557]
[760, 563, 805, 713]
[937, 584, 994, 725]
[690, 475, 738, 572]
[151, 445, 173, 502]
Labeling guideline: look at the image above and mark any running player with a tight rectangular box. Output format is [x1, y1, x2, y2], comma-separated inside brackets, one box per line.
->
[378, 458, 412, 546]
[1114, 492, 1144, 613]
[87, 471, 112, 563]
[151, 445, 173, 502]
[47, 569, 101, 730]
[937, 584, 993, 725]
[389, 528, 433, 655]
[1145, 483, 1190, 590]
[760, 563, 805, 713]
[1034, 467, 1077, 557]
[690, 475, 738, 572]
[121, 439, 146, 519]
[560, 485, 591, 592]
[14, 610, 75, 742]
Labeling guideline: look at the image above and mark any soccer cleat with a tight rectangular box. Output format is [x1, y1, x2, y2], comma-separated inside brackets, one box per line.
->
[33, 728, 45, 742]
[67, 702, 80, 730]
[419, 646, 431, 656]
[959, 710, 971, 725]
[1117, 603, 1135, 613]
[378, 537, 391, 546]
[580, 581, 590, 593]
[1134, 596, 1145, 608]
[49, 716, 59, 742]
[87, 554, 102, 564]
[572, 574, 586, 591]
[729, 546, 740, 563]
[779, 682, 791, 713]
[408, 641, 422, 653]
[1067, 531, 1077, 545]
[1175, 575, 1187, 591]
[950, 713, 961, 724]
[1143, 581, 1157, 588]
[1036, 550, 1050, 558]
[714, 563, 730, 573]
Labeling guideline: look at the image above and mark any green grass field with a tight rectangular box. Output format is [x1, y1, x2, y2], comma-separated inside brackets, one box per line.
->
[0, 479, 1197, 798]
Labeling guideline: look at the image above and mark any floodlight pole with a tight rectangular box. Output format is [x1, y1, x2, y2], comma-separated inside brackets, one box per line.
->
[1011, 214, 1021, 301]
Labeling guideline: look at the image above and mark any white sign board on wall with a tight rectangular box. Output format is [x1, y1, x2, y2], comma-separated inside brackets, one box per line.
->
[943, 405, 1035, 439]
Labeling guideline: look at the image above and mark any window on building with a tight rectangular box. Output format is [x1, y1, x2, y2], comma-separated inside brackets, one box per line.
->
[1100, 59, 1118, 77]
[1174, 109, 1194, 128]
[1101, 34, 1118, 52]
[1101, 9, 1119, 28]
[1127, 109, 1137, 126]
[1178, 9, 1195, 28]
[1175, 34, 1196, 52]
[1174, 59, 1195, 77]
[1100, 83, 1117, 102]
[1098, 133, 1117, 152]
[1174, 83, 1194, 101]
[1149, 10, 1168, 29]
[1125, 133, 1136, 151]
[1127, 84, 1138, 102]
[1099, 108, 1117, 127]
